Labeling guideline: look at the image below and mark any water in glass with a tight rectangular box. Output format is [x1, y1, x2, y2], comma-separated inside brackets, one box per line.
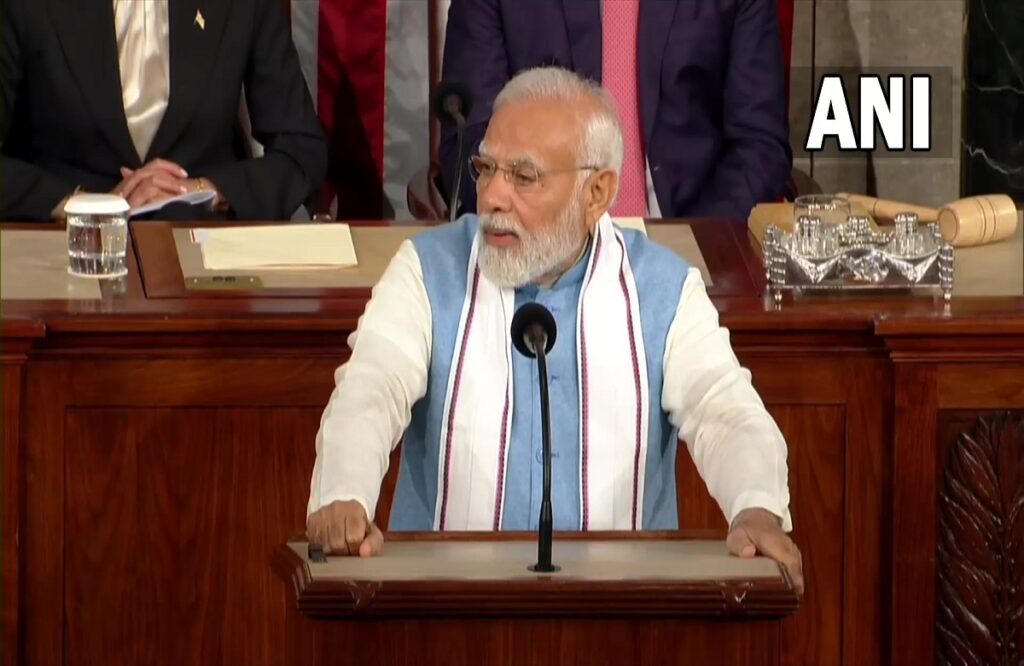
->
[67, 213, 128, 278]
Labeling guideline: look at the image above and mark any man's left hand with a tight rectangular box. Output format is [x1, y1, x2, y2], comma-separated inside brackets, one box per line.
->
[726, 507, 804, 596]
[117, 163, 222, 209]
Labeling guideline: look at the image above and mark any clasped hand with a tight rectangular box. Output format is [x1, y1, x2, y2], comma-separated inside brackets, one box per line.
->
[113, 158, 216, 209]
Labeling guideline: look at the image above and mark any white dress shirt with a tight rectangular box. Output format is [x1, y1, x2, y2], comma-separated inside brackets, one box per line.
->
[113, 0, 170, 161]
[646, 162, 663, 217]
[309, 240, 792, 531]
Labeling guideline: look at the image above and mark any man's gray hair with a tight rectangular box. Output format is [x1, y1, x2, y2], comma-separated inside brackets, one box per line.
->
[493, 67, 625, 177]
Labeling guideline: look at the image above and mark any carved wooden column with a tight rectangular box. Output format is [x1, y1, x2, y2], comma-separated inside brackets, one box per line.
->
[937, 412, 1024, 665]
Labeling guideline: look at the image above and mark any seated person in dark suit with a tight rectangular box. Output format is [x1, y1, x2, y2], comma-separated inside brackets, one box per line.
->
[439, 0, 792, 221]
[0, 0, 328, 221]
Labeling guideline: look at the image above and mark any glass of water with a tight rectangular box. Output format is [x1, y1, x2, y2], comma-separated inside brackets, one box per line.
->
[794, 194, 851, 230]
[65, 194, 129, 279]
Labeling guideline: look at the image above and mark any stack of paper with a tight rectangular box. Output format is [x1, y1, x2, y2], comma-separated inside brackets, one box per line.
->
[614, 217, 648, 235]
[191, 224, 358, 270]
[131, 190, 217, 217]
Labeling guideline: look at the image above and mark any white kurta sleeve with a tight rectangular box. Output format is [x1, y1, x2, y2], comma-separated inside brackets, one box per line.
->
[661, 268, 793, 531]
[307, 240, 432, 522]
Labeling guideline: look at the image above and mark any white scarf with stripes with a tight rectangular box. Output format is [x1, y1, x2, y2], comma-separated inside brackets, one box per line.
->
[433, 213, 650, 531]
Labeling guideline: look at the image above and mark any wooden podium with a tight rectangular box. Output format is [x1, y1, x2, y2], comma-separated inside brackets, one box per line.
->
[273, 532, 799, 666]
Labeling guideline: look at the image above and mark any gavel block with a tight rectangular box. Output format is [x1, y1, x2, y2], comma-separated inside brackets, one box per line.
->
[839, 193, 1018, 247]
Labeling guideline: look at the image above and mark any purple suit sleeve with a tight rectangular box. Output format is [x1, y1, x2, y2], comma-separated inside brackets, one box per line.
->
[687, 0, 792, 220]
[438, 0, 510, 216]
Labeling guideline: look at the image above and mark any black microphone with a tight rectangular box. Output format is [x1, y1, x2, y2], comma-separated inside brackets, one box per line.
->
[433, 82, 473, 223]
[510, 303, 560, 573]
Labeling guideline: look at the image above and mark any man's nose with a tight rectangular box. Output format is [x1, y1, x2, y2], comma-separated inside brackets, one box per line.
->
[477, 173, 514, 215]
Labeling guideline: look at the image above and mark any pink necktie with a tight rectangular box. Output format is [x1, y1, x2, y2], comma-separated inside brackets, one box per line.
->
[602, 0, 647, 217]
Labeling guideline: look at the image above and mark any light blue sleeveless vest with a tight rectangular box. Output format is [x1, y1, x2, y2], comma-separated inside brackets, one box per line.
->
[390, 215, 690, 530]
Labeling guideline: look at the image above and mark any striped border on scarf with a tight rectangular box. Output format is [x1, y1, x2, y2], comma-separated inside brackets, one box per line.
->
[615, 233, 645, 530]
[579, 233, 604, 530]
[438, 267, 482, 530]
[492, 390, 511, 530]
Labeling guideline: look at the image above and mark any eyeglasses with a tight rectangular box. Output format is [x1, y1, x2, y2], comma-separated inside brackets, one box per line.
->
[468, 155, 599, 193]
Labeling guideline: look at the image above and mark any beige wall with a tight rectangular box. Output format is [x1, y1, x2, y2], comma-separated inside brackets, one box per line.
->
[790, 0, 965, 206]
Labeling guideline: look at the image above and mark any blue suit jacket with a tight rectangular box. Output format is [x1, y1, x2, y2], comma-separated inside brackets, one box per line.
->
[439, 0, 792, 221]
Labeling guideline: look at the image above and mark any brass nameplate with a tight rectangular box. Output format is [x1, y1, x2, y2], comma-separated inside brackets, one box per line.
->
[186, 275, 264, 290]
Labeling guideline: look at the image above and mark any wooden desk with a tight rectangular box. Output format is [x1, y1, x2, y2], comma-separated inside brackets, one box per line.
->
[272, 532, 798, 666]
[2, 218, 1022, 666]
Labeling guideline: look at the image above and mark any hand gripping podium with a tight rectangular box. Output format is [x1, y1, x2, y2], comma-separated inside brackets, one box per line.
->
[273, 532, 798, 666]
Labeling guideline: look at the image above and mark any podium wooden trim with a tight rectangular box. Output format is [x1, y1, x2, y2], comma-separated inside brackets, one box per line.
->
[273, 532, 799, 666]
[272, 532, 799, 620]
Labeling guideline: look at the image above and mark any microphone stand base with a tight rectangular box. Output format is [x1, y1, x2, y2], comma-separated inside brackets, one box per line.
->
[527, 563, 561, 573]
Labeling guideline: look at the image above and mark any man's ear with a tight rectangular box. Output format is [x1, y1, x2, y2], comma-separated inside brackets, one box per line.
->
[583, 169, 618, 230]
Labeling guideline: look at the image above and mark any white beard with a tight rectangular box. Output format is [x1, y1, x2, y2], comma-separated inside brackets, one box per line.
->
[477, 190, 587, 288]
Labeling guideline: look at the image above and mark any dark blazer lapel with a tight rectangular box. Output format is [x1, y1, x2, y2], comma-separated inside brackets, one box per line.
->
[146, 0, 230, 161]
[51, 0, 139, 166]
[560, 0, 601, 81]
[638, 0, 681, 146]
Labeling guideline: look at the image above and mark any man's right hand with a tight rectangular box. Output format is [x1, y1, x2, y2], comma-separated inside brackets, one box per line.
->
[306, 500, 384, 558]
[113, 159, 190, 209]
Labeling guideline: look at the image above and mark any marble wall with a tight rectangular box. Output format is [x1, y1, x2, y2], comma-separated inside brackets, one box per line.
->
[962, 0, 1024, 201]
[789, 0, 966, 206]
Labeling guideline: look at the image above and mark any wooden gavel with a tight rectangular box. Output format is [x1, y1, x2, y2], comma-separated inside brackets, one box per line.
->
[838, 193, 1019, 247]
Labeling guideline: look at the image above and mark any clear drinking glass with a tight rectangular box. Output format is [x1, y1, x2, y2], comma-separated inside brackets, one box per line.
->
[65, 194, 129, 279]
[794, 194, 851, 229]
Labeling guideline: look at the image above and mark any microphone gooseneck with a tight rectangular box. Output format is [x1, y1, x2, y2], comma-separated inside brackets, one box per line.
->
[511, 303, 560, 573]
[530, 339, 556, 573]
[433, 82, 473, 222]
[448, 118, 466, 223]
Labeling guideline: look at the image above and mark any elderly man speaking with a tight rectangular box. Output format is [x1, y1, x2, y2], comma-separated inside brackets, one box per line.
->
[306, 67, 803, 594]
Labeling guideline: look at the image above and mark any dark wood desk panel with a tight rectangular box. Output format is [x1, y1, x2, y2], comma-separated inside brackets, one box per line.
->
[3, 217, 1023, 666]
[1, 224, 144, 666]
[1, 319, 44, 666]
[768, 358, 886, 666]
[292, 616, 780, 666]
[22, 356, 335, 666]
[882, 319, 1024, 666]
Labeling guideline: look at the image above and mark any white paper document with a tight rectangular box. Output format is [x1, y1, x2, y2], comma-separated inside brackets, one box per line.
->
[130, 190, 217, 218]
[614, 217, 648, 235]
[190, 224, 358, 270]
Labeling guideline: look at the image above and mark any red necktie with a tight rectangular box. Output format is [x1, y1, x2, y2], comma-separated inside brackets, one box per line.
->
[602, 0, 647, 216]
